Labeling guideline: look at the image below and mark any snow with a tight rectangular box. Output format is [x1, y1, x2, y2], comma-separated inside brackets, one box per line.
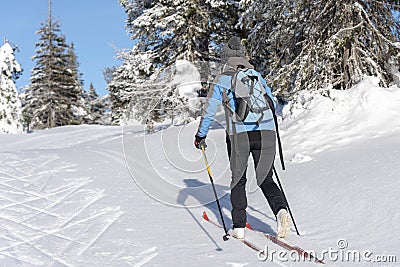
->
[71, 105, 87, 117]
[173, 60, 202, 114]
[0, 42, 23, 134]
[280, 77, 400, 163]
[173, 60, 201, 99]
[0, 79, 399, 266]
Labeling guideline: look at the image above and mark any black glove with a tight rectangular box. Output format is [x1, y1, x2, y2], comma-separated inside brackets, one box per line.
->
[194, 135, 207, 149]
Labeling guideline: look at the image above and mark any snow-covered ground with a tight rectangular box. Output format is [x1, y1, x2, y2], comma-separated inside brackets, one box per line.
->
[0, 78, 399, 266]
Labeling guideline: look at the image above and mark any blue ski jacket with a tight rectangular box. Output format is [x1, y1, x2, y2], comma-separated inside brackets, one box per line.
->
[197, 59, 276, 138]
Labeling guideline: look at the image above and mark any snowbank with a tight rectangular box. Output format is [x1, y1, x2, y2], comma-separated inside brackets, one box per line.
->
[280, 77, 400, 163]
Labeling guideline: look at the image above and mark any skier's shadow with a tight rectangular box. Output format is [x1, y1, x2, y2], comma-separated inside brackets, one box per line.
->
[177, 178, 274, 236]
[177, 178, 231, 224]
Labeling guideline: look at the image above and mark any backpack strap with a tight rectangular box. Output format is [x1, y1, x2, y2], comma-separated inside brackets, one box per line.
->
[222, 67, 253, 156]
[221, 70, 244, 156]
[222, 84, 240, 156]
[243, 75, 270, 124]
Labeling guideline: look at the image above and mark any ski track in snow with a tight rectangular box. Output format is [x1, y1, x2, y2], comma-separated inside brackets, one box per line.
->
[0, 152, 129, 266]
[129, 247, 158, 267]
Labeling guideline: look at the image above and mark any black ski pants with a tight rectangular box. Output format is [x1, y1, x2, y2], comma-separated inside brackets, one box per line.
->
[226, 130, 287, 228]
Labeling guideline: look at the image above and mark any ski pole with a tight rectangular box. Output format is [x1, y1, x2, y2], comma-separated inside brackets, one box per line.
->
[201, 146, 230, 241]
[272, 165, 300, 235]
[273, 113, 286, 170]
[265, 94, 285, 171]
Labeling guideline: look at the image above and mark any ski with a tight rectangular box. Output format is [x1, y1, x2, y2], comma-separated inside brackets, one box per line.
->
[245, 222, 325, 264]
[202, 211, 266, 256]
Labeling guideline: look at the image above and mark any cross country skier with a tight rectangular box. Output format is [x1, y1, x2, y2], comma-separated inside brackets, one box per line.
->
[194, 37, 290, 240]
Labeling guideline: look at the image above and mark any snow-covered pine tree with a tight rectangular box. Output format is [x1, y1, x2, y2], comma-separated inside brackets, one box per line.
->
[241, 0, 400, 99]
[239, 0, 298, 74]
[208, 0, 245, 60]
[107, 47, 157, 124]
[65, 43, 87, 123]
[24, 13, 86, 129]
[111, 0, 242, 125]
[85, 82, 106, 124]
[0, 40, 23, 134]
[113, 0, 209, 124]
[121, 0, 212, 64]
[103, 66, 117, 85]
[99, 93, 112, 125]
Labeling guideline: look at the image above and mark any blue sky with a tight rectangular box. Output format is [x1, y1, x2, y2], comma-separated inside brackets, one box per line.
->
[0, 0, 134, 96]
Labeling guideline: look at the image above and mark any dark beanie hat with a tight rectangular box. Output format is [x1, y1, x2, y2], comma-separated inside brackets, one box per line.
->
[221, 37, 246, 63]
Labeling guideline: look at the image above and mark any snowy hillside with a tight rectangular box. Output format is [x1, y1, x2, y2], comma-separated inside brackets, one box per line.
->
[0, 79, 399, 266]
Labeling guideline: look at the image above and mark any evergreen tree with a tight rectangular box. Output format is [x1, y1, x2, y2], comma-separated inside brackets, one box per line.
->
[107, 47, 157, 124]
[103, 66, 117, 85]
[85, 82, 106, 124]
[241, 0, 400, 99]
[24, 15, 86, 129]
[208, 0, 245, 59]
[0, 41, 23, 134]
[65, 42, 87, 123]
[111, 0, 242, 125]
[99, 93, 112, 125]
[136, 0, 210, 63]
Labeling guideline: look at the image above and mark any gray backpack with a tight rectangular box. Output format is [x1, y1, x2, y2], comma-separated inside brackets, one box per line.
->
[229, 68, 274, 124]
[220, 59, 283, 169]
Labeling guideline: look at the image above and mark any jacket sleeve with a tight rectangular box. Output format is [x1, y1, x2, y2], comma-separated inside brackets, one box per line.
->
[197, 80, 224, 137]
[260, 75, 276, 110]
